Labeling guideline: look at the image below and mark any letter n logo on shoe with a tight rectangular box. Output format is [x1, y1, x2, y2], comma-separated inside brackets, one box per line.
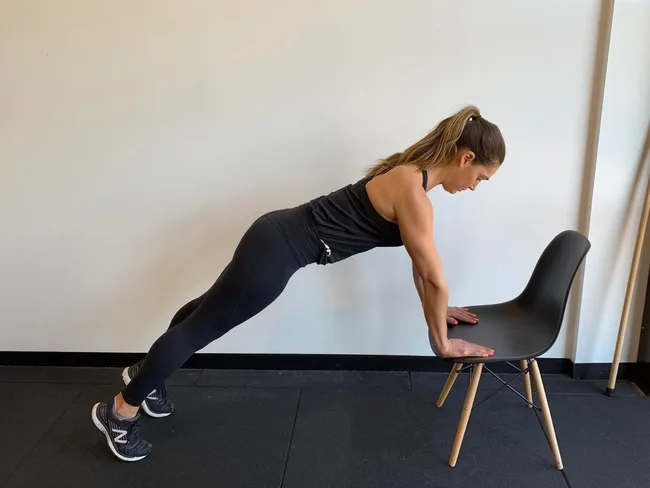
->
[112, 428, 128, 444]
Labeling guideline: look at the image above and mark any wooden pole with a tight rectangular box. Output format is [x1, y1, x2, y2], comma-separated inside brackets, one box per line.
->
[607, 170, 650, 394]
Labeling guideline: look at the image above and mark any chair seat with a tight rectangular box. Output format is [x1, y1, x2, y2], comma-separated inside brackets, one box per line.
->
[429, 301, 557, 363]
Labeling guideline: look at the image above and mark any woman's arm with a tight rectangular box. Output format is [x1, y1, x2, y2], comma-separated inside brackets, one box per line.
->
[412, 261, 425, 303]
[395, 182, 493, 358]
[413, 262, 478, 325]
[396, 191, 450, 353]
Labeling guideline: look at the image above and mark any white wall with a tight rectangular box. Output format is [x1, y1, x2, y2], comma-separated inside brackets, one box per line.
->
[1, 0, 646, 363]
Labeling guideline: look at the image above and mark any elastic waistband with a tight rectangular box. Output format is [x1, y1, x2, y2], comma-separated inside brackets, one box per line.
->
[262, 204, 325, 267]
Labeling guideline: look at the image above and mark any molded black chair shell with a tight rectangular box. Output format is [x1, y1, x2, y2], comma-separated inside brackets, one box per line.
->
[429, 230, 591, 364]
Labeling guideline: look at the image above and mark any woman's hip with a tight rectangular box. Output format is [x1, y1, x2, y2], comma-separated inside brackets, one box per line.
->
[259, 204, 324, 267]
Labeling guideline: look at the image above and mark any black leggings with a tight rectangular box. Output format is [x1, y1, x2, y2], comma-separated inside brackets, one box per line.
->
[121, 206, 322, 406]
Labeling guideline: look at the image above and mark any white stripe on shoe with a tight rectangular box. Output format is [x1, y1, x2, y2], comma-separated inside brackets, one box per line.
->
[91, 403, 147, 462]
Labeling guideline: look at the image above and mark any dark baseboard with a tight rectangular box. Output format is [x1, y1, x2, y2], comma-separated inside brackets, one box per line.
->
[0, 351, 637, 380]
[570, 362, 638, 380]
[631, 362, 650, 395]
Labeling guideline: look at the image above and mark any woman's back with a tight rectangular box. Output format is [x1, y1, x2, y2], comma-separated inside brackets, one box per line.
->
[306, 165, 428, 264]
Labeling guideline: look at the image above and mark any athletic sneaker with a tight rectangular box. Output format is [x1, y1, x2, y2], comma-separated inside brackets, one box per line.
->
[122, 361, 175, 418]
[91, 399, 152, 462]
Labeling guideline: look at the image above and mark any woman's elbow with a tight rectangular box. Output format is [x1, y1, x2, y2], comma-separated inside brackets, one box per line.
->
[423, 277, 448, 296]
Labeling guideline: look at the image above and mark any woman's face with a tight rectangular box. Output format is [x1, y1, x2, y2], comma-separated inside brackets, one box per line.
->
[442, 150, 499, 194]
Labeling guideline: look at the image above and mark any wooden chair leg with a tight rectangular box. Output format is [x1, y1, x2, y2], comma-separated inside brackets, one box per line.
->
[436, 363, 463, 407]
[449, 363, 483, 467]
[521, 359, 533, 408]
[530, 360, 564, 470]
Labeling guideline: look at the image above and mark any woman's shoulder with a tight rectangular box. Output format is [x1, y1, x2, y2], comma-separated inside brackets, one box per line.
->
[368, 165, 428, 199]
[365, 164, 431, 224]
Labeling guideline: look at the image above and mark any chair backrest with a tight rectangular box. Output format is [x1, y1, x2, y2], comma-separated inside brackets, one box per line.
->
[515, 230, 591, 339]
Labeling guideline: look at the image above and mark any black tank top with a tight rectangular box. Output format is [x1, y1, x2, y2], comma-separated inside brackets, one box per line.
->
[306, 169, 428, 264]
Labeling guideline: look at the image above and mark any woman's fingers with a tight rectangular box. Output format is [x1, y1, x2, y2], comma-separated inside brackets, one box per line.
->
[447, 307, 479, 324]
[462, 340, 494, 357]
[457, 309, 478, 323]
[443, 339, 495, 358]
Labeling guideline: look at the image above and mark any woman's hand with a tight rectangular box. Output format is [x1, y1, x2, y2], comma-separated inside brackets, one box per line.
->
[438, 339, 494, 358]
[447, 307, 478, 325]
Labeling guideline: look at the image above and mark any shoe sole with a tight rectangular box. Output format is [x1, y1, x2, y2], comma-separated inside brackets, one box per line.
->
[91, 403, 147, 462]
[122, 367, 172, 419]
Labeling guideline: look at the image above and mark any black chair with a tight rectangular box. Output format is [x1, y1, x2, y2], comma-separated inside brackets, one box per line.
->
[430, 230, 591, 471]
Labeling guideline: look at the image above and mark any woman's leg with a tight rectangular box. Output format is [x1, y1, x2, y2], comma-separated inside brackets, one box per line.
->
[125, 218, 301, 406]
[165, 260, 237, 330]
[92, 214, 306, 461]
[119, 293, 206, 419]
[167, 294, 205, 329]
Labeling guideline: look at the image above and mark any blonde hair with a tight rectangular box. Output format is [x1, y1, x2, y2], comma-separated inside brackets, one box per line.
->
[365, 105, 506, 177]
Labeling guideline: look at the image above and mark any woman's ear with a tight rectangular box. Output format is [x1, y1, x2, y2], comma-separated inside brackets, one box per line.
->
[459, 150, 476, 167]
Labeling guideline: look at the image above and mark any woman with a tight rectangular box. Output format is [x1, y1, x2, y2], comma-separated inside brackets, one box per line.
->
[91, 104, 506, 462]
